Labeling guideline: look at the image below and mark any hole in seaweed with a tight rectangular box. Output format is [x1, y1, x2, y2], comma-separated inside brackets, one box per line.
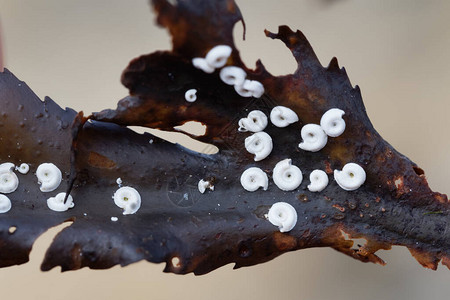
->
[238, 242, 252, 258]
[413, 166, 425, 176]
[29, 219, 74, 266]
[232, 13, 297, 76]
[340, 230, 368, 251]
[8, 226, 17, 234]
[174, 121, 207, 136]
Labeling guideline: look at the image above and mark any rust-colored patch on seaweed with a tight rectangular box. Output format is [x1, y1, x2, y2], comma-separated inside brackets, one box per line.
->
[88, 152, 117, 169]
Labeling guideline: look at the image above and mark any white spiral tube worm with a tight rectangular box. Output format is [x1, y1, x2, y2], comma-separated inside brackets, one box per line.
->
[235, 79, 265, 98]
[16, 163, 30, 174]
[245, 132, 273, 161]
[307, 169, 329, 192]
[240, 167, 268, 192]
[185, 89, 197, 102]
[270, 106, 299, 127]
[334, 163, 366, 191]
[205, 45, 232, 68]
[0, 163, 19, 194]
[192, 57, 215, 73]
[320, 108, 346, 137]
[267, 202, 297, 233]
[198, 179, 214, 194]
[272, 159, 303, 191]
[36, 163, 62, 192]
[46, 193, 75, 212]
[113, 186, 142, 215]
[220, 66, 246, 86]
[0, 194, 12, 213]
[298, 124, 328, 152]
[238, 110, 268, 132]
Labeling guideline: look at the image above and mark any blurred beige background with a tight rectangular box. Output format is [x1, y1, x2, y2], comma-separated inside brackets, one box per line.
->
[1, 0, 450, 299]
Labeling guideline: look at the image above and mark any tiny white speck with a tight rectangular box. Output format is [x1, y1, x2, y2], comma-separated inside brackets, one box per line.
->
[111, 217, 118, 222]
[217, 203, 220, 207]
[149, 139, 154, 144]
[183, 193, 189, 200]
[83, 213, 87, 216]
[116, 178, 122, 187]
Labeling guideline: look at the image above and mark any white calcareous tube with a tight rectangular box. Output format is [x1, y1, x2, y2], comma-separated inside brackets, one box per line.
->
[192, 57, 215, 73]
[36, 163, 62, 192]
[113, 186, 142, 215]
[270, 106, 299, 127]
[272, 159, 303, 191]
[198, 179, 214, 194]
[235, 79, 264, 98]
[0, 163, 14, 173]
[320, 108, 346, 137]
[240, 167, 268, 192]
[220, 66, 246, 86]
[234, 83, 252, 97]
[0, 163, 19, 194]
[245, 132, 273, 161]
[205, 45, 232, 68]
[238, 110, 268, 132]
[0, 194, 12, 213]
[244, 80, 264, 98]
[16, 163, 30, 174]
[334, 163, 366, 191]
[184, 89, 197, 102]
[46, 193, 75, 212]
[267, 202, 297, 233]
[298, 124, 328, 152]
[307, 170, 329, 192]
